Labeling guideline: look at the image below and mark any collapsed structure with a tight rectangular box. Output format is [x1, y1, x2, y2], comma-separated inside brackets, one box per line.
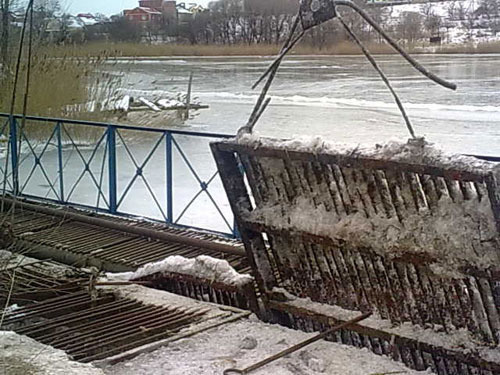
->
[211, 136, 500, 374]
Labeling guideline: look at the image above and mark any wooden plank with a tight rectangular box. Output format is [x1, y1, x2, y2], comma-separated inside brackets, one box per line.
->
[138, 97, 161, 112]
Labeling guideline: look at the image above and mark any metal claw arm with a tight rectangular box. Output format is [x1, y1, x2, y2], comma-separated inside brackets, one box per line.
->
[334, 0, 457, 91]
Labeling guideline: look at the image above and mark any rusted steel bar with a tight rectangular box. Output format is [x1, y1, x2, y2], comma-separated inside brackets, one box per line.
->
[223, 312, 372, 375]
[2, 197, 246, 257]
[269, 300, 500, 373]
[19, 300, 139, 336]
[335, 0, 457, 91]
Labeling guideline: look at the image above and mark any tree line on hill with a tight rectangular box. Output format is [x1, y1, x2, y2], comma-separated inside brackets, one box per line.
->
[0, 0, 499, 65]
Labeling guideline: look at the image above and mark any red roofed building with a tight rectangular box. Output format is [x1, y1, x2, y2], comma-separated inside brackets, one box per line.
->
[123, 6, 162, 26]
[122, 1, 198, 35]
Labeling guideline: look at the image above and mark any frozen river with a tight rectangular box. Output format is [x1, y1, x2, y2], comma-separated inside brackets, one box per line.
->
[119, 53, 500, 156]
[9, 54, 500, 234]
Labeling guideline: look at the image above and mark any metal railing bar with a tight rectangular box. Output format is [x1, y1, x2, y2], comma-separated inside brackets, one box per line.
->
[0, 113, 234, 139]
[19, 124, 60, 199]
[139, 174, 169, 222]
[0, 120, 14, 189]
[62, 128, 108, 198]
[171, 136, 234, 232]
[0, 114, 241, 236]
[171, 136, 204, 186]
[63, 128, 109, 206]
[43, 142, 77, 200]
[115, 131, 165, 208]
[96, 139, 109, 210]
[200, 186, 234, 233]
[174, 187, 204, 225]
[175, 171, 219, 224]
[1, 118, 8, 131]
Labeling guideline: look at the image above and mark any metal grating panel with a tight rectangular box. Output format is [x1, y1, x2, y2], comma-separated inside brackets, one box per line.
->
[2, 291, 209, 363]
[212, 139, 500, 374]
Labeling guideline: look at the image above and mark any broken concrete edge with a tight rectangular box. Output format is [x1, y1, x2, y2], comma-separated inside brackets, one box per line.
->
[92, 310, 251, 367]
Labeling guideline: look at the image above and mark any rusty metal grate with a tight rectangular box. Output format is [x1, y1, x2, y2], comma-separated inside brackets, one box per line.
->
[212, 140, 500, 374]
[20, 221, 250, 272]
[4, 209, 67, 235]
[0, 260, 85, 305]
[136, 272, 259, 313]
[2, 291, 209, 363]
[2, 206, 250, 274]
[0, 202, 255, 312]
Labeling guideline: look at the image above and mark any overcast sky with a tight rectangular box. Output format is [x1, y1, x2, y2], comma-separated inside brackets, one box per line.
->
[63, 0, 212, 16]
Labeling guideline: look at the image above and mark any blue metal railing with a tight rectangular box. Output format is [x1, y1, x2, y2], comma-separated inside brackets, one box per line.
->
[0, 113, 237, 237]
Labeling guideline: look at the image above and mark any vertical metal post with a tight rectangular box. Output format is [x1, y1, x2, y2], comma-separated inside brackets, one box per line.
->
[166, 132, 173, 223]
[184, 72, 193, 121]
[56, 121, 64, 203]
[9, 116, 19, 195]
[108, 125, 117, 214]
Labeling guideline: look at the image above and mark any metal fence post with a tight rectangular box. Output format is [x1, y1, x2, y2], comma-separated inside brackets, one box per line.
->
[9, 116, 19, 195]
[108, 125, 117, 214]
[56, 121, 64, 203]
[166, 132, 173, 223]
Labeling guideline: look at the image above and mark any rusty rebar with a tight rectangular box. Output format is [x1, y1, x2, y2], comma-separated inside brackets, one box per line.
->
[223, 311, 372, 375]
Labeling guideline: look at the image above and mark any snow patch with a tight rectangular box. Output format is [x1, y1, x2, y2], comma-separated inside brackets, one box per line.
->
[238, 134, 499, 173]
[109, 255, 253, 287]
[103, 319, 435, 375]
[0, 331, 104, 375]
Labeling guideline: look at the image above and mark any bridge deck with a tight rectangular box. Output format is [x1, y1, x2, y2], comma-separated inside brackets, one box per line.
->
[2, 199, 249, 274]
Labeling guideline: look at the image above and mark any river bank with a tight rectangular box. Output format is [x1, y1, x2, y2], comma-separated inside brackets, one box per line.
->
[49, 40, 500, 59]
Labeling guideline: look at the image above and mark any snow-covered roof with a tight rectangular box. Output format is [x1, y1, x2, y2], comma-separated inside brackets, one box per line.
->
[177, 7, 193, 15]
[78, 17, 98, 26]
[137, 7, 162, 15]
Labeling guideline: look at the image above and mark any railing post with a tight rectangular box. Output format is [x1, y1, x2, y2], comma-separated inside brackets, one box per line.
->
[166, 132, 173, 223]
[56, 121, 64, 203]
[108, 125, 117, 214]
[9, 115, 19, 195]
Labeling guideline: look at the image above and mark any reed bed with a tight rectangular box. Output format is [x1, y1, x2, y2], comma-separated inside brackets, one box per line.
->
[46, 40, 500, 58]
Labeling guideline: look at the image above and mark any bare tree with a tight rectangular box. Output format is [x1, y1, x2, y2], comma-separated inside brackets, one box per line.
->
[0, 0, 14, 77]
[397, 11, 424, 43]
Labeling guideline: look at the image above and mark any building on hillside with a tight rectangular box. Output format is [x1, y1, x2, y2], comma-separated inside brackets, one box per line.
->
[123, 1, 200, 30]
[124, 7, 163, 27]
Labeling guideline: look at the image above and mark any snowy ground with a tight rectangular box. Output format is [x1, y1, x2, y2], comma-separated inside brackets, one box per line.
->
[100, 286, 433, 375]
[0, 331, 104, 375]
[103, 318, 433, 375]
[386, 0, 500, 45]
[1, 281, 435, 375]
